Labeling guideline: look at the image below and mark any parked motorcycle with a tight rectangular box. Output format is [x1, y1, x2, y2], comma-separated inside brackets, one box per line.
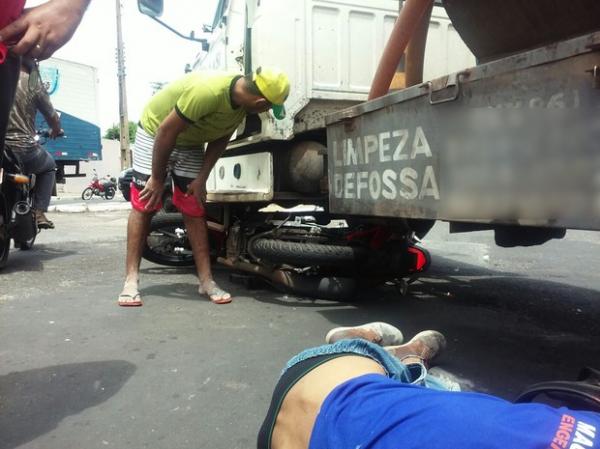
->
[81, 169, 116, 200]
[0, 130, 61, 268]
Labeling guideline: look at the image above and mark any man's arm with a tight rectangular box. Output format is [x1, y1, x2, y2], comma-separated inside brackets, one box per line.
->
[186, 132, 233, 204]
[34, 78, 61, 138]
[0, 0, 91, 60]
[138, 109, 188, 210]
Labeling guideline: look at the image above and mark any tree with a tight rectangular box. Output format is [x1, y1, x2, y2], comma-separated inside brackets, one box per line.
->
[104, 121, 137, 142]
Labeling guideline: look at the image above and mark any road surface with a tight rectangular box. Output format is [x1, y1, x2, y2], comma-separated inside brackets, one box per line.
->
[1, 211, 599, 449]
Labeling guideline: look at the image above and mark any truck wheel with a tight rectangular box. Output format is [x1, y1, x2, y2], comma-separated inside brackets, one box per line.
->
[82, 187, 93, 200]
[250, 238, 367, 267]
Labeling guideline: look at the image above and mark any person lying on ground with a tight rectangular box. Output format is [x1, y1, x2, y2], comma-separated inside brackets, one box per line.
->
[258, 321, 600, 449]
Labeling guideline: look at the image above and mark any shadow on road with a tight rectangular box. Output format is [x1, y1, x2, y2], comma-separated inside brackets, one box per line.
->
[309, 255, 600, 398]
[3, 245, 77, 274]
[0, 361, 136, 449]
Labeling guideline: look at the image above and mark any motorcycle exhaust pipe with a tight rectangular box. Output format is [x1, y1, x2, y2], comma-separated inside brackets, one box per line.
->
[218, 257, 357, 300]
[11, 201, 36, 242]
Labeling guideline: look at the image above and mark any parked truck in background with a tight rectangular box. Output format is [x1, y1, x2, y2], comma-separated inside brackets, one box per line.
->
[36, 57, 102, 183]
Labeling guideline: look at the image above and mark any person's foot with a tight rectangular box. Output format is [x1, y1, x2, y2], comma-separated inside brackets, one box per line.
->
[35, 210, 54, 229]
[199, 279, 232, 304]
[326, 322, 404, 346]
[118, 282, 143, 307]
[385, 330, 446, 365]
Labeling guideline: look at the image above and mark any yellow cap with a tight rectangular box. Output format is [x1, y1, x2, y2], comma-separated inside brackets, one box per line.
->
[253, 66, 290, 119]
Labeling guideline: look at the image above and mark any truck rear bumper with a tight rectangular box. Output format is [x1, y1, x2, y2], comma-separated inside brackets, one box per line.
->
[326, 31, 600, 231]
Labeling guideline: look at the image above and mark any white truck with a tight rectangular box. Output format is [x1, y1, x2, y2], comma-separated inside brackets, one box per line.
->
[194, 0, 474, 202]
[138, 0, 478, 297]
[37, 57, 102, 182]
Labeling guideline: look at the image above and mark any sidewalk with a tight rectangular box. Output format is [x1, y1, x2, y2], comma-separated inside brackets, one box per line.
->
[49, 195, 132, 213]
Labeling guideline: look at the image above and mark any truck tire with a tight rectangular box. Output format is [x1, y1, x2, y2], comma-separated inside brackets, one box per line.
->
[251, 238, 367, 267]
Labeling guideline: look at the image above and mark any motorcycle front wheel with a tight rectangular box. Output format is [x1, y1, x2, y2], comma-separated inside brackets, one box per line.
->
[143, 213, 196, 266]
[0, 205, 9, 269]
[82, 187, 93, 200]
[17, 234, 36, 250]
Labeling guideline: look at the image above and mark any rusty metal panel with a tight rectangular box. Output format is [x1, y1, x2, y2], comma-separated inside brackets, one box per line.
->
[326, 32, 600, 230]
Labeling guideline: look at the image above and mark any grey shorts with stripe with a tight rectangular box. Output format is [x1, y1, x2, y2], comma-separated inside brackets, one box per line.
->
[132, 126, 205, 179]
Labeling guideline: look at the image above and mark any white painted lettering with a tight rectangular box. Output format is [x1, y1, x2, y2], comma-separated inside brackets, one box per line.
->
[411, 126, 432, 159]
[344, 172, 355, 199]
[346, 138, 361, 166]
[369, 171, 381, 200]
[364, 135, 378, 164]
[382, 169, 397, 200]
[333, 174, 343, 198]
[399, 167, 418, 200]
[392, 129, 409, 161]
[379, 132, 391, 163]
[419, 165, 440, 200]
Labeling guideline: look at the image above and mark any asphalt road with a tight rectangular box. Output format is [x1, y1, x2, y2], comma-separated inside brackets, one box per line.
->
[1, 211, 599, 449]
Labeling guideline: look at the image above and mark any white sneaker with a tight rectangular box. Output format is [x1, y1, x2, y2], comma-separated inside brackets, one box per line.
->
[326, 322, 404, 346]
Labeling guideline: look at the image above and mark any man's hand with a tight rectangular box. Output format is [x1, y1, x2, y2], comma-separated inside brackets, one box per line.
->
[186, 177, 207, 206]
[50, 128, 64, 139]
[0, 0, 90, 60]
[138, 176, 165, 211]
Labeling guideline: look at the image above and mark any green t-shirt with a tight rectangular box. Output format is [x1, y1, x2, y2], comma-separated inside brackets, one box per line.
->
[140, 72, 246, 147]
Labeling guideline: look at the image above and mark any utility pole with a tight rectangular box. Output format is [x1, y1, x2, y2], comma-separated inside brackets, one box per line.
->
[116, 0, 131, 170]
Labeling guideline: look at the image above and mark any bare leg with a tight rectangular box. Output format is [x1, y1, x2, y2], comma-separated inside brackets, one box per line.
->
[183, 214, 231, 304]
[118, 208, 154, 306]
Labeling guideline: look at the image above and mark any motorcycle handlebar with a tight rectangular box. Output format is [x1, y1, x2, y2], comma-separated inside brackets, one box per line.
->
[37, 129, 66, 139]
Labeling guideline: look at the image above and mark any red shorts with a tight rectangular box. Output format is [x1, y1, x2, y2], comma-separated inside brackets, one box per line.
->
[130, 176, 205, 218]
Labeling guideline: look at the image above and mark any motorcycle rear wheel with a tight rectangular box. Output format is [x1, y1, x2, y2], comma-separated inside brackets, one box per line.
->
[82, 187, 93, 200]
[104, 187, 116, 200]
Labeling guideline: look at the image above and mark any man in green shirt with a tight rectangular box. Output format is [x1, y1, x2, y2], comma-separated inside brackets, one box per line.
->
[118, 67, 290, 307]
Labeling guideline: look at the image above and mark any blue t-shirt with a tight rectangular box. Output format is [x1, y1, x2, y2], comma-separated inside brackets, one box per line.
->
[309, 374, 600, 449]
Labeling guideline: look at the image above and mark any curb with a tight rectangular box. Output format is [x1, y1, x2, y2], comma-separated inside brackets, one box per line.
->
[48, 202, 132, 213]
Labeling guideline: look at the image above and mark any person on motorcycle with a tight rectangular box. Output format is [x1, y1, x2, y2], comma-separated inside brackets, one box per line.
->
[258, 321, 600, 449]
[118, 67, 290, 306]
[5, 57, 62, 228]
